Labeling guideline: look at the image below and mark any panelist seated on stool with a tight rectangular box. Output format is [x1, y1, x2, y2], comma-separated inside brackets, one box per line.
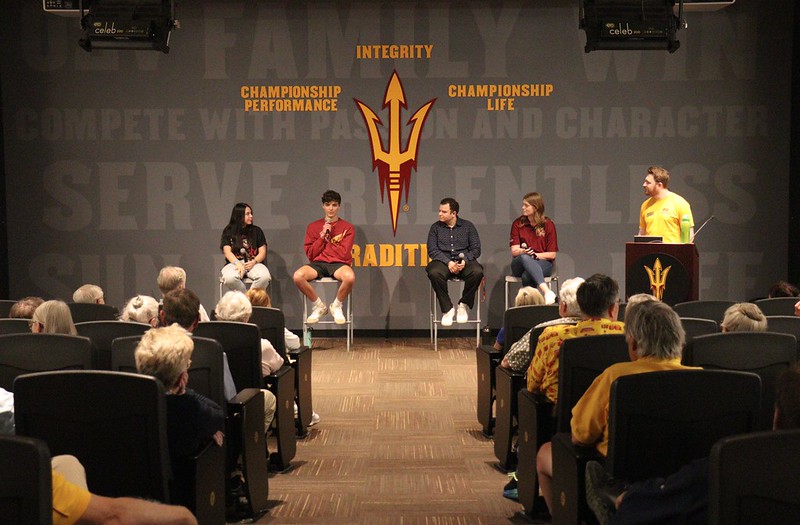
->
[293, 190, 355, 326]
[426, 197, 484, 327]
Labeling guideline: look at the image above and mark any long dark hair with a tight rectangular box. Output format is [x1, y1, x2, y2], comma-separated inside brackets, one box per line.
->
[222, 202, 254, 249]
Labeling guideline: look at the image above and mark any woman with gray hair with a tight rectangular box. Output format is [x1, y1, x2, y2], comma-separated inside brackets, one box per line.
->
[30, 300, 77, 335]
[721, 302, 767, 333]
[214, 291, 285, 375]
[120, 295, 160, 327]
[500, 277, 585, 372]
[215, 291, 320, 426]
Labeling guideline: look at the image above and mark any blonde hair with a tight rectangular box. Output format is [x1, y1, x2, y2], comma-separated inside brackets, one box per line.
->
[215, 291, 252, 323]
[245, 288, 272, 308]
[32, 300, 77, 335]
[722, 303, 767, 333]
[135, 325, 193, 389]
[120, 295, 159, 325]
[72, 284, 104, 304]
[157, 266, 187, 295]
[515, 287, 545, 307]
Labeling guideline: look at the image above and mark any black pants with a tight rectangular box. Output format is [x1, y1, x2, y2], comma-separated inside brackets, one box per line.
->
[426, 260, 484, 313]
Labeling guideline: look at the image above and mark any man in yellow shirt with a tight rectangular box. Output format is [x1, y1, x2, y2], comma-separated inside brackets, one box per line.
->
[52, 456, 197, 525]
[638, 166, 694, 243]
[526, 274, 624, 402]
[536, 298, 697, 513]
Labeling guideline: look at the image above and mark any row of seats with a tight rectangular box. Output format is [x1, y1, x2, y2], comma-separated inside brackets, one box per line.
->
[476, 300, 800, 522]
[0, 306, 313, 523]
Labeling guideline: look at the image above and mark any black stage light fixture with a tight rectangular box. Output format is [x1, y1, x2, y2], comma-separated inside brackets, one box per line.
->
[78, 0, 177, 53]
[580, 0, 683, 53]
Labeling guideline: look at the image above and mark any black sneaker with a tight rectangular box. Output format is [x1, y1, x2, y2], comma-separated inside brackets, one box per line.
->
[585, 461, 618, 525]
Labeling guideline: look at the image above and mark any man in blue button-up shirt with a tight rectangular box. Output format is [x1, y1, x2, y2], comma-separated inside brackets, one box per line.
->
[426, 197, 484, 327]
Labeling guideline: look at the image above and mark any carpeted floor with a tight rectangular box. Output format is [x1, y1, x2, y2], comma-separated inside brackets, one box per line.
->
[254, 336, 537, 524]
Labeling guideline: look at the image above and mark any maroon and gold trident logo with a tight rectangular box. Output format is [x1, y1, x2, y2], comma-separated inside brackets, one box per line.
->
[645, 257, 671, 301]
[354, 71, 436, 235]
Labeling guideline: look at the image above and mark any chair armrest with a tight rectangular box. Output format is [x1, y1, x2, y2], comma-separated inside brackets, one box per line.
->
[227, 387, 261, 407]
[551, 432, 603, 525]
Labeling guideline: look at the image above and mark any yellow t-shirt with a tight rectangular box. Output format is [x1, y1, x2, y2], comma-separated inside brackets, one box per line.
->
[526, 318, 625, 403]
[52, 471, 92, 525]
[639, 192, 693, 243]
[571, 357, 699, 456]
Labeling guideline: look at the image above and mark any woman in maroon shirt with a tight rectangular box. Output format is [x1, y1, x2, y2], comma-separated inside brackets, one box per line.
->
[509, 192, 558, 304]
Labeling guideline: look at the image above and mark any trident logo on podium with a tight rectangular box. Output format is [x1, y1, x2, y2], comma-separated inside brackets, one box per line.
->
[645, 257, 672, 301]
[354, 71, 435, 235]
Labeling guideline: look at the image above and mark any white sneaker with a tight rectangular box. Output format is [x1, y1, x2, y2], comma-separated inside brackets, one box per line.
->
[330, 301, 346, 324]
[308, 412, 321, 427]
[441, 308, 455, 327]
[306, 302, 328, 324]
[456, 303, 469, 323]
[544, 289, 557, 305]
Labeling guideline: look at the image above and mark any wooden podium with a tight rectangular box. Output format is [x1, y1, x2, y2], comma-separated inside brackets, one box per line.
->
[625, 242, 699, 305]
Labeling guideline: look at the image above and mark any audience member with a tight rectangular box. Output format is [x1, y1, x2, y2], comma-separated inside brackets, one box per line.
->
[246, 287, 272, 308]
[157, 266, 210, 321]
[536, 299, 697, 512]
[0, 387, 13, 434]
[585, 365, 800, 525]
[120, 295, 160, 327]
[31, 300, 77, 335]
[500, 277, 585, 372]
[721, 302, 767, 332]
[72, 284, 105, 304]
[215, 291, 317, 427]
[492, 286, 545, 351]
[244, 288, 301, 352]
[52, 455, 197, 525]
[768, 280, 800, 298]
[526, 274, 624, 403]
[8, 296, 44, 319]
[135, 325, 224, 460]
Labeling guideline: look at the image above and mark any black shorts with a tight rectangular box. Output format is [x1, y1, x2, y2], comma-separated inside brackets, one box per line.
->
[308, 261, 348, 279]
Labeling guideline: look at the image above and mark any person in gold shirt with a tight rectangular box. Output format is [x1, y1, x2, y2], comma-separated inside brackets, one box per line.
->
[52, 455, 197, 525]
[526, 274, 625, 402]
[638, 166, 694, 244]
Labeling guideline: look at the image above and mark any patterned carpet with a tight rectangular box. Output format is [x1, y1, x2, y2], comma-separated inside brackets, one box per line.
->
[254, 337, 534, 524]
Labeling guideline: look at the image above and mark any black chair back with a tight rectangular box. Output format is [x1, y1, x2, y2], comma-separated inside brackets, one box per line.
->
[754, 297, 799, 317]
[248, 306, 288, 360]
[0, 435, 51, 525]
[709, 429, 800, 525]
[67, 302, 119, 323]
[672, 300, 735, 323]
[555, 334, 629, 432]
[0, 333, 93, 391]
[194, 321, 262, 389]
[680, 316, 719, 343]
[0, 318, 32, 335]
[14, 370, 172, 502]
[75, 320, 150, 370]
[685, 331, 797, 430]
[502, 305, 560, 354]
[607, 369, 761, 483]
[766, 315, 800, 355]
[0, 301, 17, 319]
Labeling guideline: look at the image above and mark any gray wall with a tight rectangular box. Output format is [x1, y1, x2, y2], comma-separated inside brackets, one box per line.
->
[1, 1, 793, 330]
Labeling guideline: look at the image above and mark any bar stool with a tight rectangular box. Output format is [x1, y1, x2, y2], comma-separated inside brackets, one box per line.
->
[429, 278, 483, 351]
[302, 278, 353, 351]
[504, 261, 559, 309]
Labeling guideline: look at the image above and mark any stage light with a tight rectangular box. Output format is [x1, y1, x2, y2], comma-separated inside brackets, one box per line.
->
[78, 0, 178, 53]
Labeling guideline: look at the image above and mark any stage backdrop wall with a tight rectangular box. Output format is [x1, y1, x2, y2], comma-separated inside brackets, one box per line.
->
[1, 1, 793, 331]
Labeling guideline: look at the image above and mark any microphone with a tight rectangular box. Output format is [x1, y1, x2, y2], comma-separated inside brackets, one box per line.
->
[240, 247, 249, 262]
[324, 217, 332, 239]
[690, 215, 715, 243]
